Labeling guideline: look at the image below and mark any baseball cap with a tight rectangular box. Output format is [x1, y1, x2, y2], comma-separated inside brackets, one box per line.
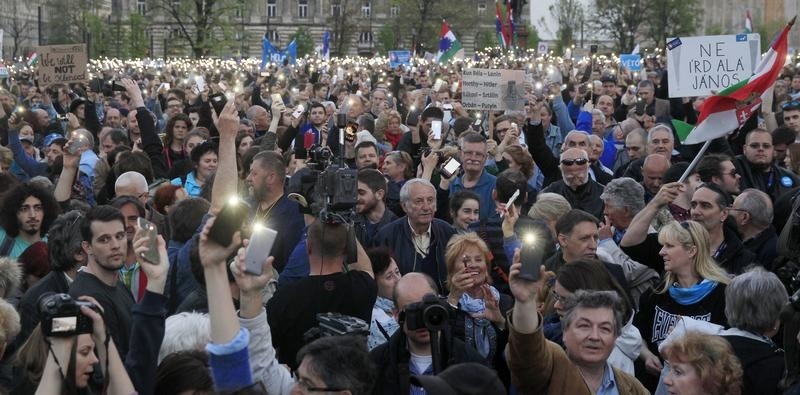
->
[43, 133, 66, 147]
[410, 363, 505, 395]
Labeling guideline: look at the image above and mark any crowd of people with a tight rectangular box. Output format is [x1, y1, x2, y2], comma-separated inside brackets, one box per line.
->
[0, 49, 797, 394]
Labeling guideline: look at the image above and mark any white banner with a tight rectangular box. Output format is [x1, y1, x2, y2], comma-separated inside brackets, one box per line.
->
[462, 68, 526, 111]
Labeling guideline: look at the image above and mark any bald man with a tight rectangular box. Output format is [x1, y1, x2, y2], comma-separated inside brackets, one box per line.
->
[641, 154, 670, 203]
[541, 148, 605, 220]
[114, 171, 168, 237]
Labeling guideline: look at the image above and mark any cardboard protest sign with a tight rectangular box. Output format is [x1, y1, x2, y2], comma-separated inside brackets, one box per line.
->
[620, 54, 642, 71]
[666, 34, 760, 98]
[36, 44, 88, 85]
[462, 68, 526, 111]
[388, 50, 411, 68]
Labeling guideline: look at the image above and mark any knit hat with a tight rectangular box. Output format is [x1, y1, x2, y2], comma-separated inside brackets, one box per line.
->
[409, 363, 505, 395]
[18, 241, 50, 279]
[69, 97, 88, 114]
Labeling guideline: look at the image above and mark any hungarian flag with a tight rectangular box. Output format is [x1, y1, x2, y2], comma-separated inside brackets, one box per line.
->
[495, 1, 508, 49]
[683, 17, 794, 145]
[437, 20, 464, 63]
[26, 52, 39, 67]
[744, 11, 753, 34]
[506, 0, 515, 47]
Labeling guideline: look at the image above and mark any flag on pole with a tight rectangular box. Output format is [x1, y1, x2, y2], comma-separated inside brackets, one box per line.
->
[744, 11, 753, 34]
[26, 52, 39, 67]
[631, 44, 640, 54]
[437, 20, 464, 63]
[683, 17, 795, 145]
[321, 31, 330, 60]
[506, 0, 516, 47]
[495, 1, 507, 49]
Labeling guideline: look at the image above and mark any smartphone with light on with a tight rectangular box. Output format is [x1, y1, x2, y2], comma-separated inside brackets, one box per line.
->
[244, 224, 277, 275]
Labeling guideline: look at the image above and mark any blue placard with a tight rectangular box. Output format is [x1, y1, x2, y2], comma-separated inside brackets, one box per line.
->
[620, 54, 642, 71]
[667, 37, 682, 50]
[388, 50, 411, 68]
[261, 38, 297, 69]
[736, 34, 747, 42]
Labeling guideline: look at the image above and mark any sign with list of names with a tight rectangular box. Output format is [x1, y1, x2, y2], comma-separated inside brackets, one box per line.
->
[462, 68, 526, 111]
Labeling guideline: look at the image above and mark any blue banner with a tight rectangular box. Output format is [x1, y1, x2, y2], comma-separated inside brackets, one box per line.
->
[321, 31, 330, 60]
[261, 38, 297, 69]
[620, 54, 642, 71]
[388, 50, 411, 68]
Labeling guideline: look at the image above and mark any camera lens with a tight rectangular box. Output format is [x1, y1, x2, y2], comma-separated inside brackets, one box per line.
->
[423, 304, 448, 331]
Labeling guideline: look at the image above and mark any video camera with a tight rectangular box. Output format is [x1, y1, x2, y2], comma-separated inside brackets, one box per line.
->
[289, 145, 358, 225]
[38, 293, 101, 337]
[303, 312, 370, 344]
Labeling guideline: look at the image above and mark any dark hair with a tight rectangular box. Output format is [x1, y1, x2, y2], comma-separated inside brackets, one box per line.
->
[165, 113, 192, 147]
[357, 168, 386, 193]
[307, 221, 348, 259]
[696, 153, 732, 183]
[155, 350, 214, 395]
[696, 182, 732, 208]
[367, 246, 394, 276]
[295, 336, 376, 395]
[241, 146, 263, 178]
[555, 209, 599, 236]
[772, 126, 796, 146]
[449, 190, 480, 214]
[114, 151, 155, 183]
[556, 259, 633, 321]
[106, 145, 132, 169]
[252, 150, 286, 177]
[110, 195, 146, 218]
[81, 205, 125, 242]
[168, 198, 210, 243]
[0, 182, 60, 238]
[0, 172, 21, 197]
[190, 141, 218, 164]
[47, 211, 85, 272]
[105, 128, 130, 147]
[355, 141, 378, 156]
[495, 169, 528, 206]
[309, 101, 325, 113]
[420, 106, 444, 122]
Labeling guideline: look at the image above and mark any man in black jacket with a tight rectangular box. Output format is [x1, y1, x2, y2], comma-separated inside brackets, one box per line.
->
[370, 273, 485, 395]
[541, 148, 605, 221]
[372, 178, 456, 293]
[733, 128, 800, 203]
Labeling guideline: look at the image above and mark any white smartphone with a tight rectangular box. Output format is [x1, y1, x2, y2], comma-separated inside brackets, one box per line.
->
[292, 104, 305, 119]
[431, 120, 442, 140]
[195, 76, 206, 92]
[244, 224, 277, 275]
[501, 189, 521, 218]
[451, 81, 459, 93]
[433, 79, 444, 92]
[440, 157, 461, 178]
[271, 93, 283, 109]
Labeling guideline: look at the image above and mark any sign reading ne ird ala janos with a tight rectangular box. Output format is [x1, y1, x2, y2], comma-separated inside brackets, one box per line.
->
[461, 68, 526, 112]
[37, 44, 88, 85]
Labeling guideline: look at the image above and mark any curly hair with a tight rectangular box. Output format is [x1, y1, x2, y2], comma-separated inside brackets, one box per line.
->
[661, 332, 743, 395]
[0, 183, 60, 238]
[164, 113, 192, 147]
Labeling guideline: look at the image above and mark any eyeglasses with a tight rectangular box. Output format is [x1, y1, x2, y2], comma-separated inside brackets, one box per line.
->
[560, 158, 589, 166]
[679, 221, 697, 246]
[728, 207, 748, 214]
[782, 100, 800, 110]
[721, 169, 738, 177]
[747, 143, 772, 150]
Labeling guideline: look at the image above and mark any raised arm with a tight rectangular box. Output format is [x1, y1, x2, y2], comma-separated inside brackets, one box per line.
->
[211, 101, 240, 213]
[620, 182, 682, 247]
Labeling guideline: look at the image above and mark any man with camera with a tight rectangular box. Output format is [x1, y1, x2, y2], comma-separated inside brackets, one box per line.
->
[370, 272, 485, 394]
[266, 220, 376, 370]
[373, 178, 456, 293]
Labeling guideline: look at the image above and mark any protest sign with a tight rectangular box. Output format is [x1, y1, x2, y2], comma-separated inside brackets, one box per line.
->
[36, 44, 88, 85]
[462, 68, 526, 111]
[620, 54, 642, 71]
[261, 39, 297, 68]
[388, 50, 411, 68]
[0, 66, 8, 78]
[666, 33, 760, 97]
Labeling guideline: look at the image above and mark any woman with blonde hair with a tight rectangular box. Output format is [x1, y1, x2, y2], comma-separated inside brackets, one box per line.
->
[633, 220, 730, 391]
[444, 233, 511, 371]
[661, 332, 742, 395]
[374, 110, 404, 151]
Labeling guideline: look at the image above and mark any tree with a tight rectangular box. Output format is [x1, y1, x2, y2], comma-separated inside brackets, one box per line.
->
[148, 0, 246, 58]
[388, 0, 490, 55]
[44, 0, 106, 46]
[757, 20, 784, 52]
[642, 0, 702, 49]
[0, 1, 34, 59]
[589, 0, 645, 53]
[327, 0, 359, 56]
[290, 27, 315, 58]
[542, 0, 583, 53]
[376, 24, 398, 54]
[475, 30, 496, 51]
[526, 24, 540, 50]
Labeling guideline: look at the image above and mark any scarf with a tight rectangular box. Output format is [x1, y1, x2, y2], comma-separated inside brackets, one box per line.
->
[375, 296, 394, 314]
[669, 278, 718, 305]
[460, 287, 500, 359]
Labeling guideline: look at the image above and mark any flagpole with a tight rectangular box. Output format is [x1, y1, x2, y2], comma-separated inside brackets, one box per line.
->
[678, 139, 712, 183]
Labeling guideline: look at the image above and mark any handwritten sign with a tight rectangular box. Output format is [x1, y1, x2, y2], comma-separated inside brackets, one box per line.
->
[37, 44, 87, 85]
[462, 68, 526, 111]
[620, 54, 642, 71]
[666, 34, 760, 98]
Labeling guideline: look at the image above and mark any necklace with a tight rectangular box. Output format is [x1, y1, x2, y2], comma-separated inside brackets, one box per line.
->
[256, 196, 281, 222]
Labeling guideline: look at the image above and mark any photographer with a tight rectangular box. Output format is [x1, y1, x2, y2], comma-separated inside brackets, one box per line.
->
[33, 295, 135, 394]
[370, 272, 485, 394]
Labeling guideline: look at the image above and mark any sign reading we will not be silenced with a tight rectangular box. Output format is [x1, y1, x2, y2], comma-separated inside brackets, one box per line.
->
[462, 68, 527, 111]
[666, 34, 760, 98]
[37, 44, 88, 85]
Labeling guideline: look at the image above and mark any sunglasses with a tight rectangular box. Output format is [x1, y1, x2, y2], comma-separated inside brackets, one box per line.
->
[560, 158, 589, 166]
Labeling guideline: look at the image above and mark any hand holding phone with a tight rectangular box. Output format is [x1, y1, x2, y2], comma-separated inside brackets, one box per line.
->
[501, 189, 520, 218]
[440, 157, 461, 178]
[518, 233, 543, 282]
[244, 224, 277, 275]
[208, 197, 249, 247]
[137, 217, 161, 264]
[209, 92, 228, 116]
[431, 120, 442, 140]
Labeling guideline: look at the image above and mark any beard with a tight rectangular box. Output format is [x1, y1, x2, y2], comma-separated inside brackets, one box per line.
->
[251, 183, 270, 202]
[562, 173, 588, 188]
[21, 225, 40, 236]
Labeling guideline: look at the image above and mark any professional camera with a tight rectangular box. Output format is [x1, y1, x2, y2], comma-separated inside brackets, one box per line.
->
[38, 293, 101, 337]
[303, 312, 370, 344]
[289, 145, 357, 224]
[402, 294, 451, 331]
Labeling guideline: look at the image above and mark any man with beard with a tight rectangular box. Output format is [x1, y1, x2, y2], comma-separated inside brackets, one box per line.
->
[0, 183, 60, 258]
[68, 205, 135, 357]
[541, 148, 605, 221]
[244, 150, 304, 272]
[355, 169, 397, 246]
[733, 128, 799, 202]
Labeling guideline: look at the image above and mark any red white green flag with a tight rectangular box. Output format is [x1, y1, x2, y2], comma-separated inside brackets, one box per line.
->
[683, 17, 795, 145]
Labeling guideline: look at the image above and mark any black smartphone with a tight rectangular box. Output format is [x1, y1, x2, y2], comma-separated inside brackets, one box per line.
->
[208, 197, 249, 247]
[518, 234, 543, 281]
[336, 113, 348, 129]
[590, 44, 598, 54]
[635, 97, 646, 116]
[209, 92, 227, 116]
